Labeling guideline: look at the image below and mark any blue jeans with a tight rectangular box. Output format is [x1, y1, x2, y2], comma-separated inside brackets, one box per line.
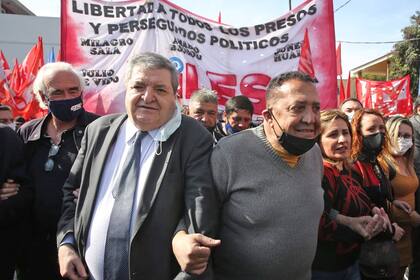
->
[312, 262, 361, 280]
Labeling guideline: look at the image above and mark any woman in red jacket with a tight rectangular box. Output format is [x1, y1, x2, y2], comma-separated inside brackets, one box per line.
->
[351, 108, 409, 280]
[312, 110, 384, 280]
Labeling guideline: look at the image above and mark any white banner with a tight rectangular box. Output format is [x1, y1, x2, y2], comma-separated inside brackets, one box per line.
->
[61, 0, 337, 117]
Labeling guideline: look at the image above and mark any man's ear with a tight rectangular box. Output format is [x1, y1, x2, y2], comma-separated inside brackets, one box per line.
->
[262, 109, 272, 122]
[40, 92, 48, 105]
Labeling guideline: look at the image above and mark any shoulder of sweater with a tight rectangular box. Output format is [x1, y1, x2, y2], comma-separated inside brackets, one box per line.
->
[215, 127, 259, 148]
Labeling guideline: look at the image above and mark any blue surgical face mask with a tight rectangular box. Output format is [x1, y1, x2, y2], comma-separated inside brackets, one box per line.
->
[48, 95, 83, 122]
[225, 122, 239, 135]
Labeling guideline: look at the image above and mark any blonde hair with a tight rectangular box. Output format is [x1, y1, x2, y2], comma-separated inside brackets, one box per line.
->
[386, 116, 416, 176]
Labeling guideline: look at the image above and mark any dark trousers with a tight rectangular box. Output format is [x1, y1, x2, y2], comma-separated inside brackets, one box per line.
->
[17, 233, 62, 280]
[0, 225, 24, 280]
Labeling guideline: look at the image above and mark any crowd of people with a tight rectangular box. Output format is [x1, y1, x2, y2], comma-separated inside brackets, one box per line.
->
[1, 52, 420, 280]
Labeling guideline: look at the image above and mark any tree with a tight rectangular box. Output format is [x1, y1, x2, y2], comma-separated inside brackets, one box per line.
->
[389, 11, 420, 99]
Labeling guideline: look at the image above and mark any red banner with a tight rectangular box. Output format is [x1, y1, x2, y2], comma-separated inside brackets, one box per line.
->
[356, 75, 412, 116]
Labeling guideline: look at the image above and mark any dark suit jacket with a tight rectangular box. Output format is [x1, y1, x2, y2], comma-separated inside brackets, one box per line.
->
[57, 114, 218, 280]
[0, 125, 33, 279]
[0, 125, 32, 226]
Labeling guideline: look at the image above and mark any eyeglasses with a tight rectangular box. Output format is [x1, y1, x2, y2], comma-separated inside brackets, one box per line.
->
[44, 143, 60, 172]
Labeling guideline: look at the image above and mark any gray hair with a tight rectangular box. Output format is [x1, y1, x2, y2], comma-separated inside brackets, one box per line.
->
[190, 88, 218, 105]
[33, 62, 85, 109]
[124, 52, 179, 93]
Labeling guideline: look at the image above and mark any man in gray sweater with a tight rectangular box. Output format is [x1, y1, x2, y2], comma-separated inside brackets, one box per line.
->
[173, 71, 324, 280]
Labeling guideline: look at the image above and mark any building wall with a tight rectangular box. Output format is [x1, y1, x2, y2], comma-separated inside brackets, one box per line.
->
[0, 14, 59, 64]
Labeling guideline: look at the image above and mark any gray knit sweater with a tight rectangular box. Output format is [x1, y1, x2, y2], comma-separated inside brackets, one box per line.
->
[210, 125, 324, 280]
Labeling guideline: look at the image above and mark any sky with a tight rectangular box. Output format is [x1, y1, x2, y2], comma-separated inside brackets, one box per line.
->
[18, 0, 420, 75]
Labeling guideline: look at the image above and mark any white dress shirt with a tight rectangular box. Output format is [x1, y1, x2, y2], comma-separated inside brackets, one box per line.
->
[85, 119, 158, 280]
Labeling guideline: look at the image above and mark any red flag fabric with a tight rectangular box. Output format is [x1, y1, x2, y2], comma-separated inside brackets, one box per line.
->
[346, 71, 351, 99]
[21, 37, 44, 86]
[0, 50, 10, 72]
[1, 37, 47, 120]
[336, 43, 342, 76]
[298, 28, 316, 79]
[56, 49, 61, 62]
[339, 77, 345, 104]
[356, 75, 412, 116]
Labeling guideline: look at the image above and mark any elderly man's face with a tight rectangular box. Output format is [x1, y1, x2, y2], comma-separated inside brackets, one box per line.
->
[44, 70, 82, 101]
[125, 67, 176, 131]
[189, 101, 218, 130]
[266, 79, 320, 139]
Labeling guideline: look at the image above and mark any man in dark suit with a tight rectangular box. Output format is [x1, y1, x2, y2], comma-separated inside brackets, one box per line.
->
[57, 52, 218, 280]
[0, 125, 32, 279]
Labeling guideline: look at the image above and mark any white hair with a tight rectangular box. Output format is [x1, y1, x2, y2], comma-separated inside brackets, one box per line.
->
[33, 62, 85, 109]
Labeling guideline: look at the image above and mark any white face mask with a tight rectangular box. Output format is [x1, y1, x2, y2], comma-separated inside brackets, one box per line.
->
[345, 111, 355, 122]
[151, 102, 182, 143]
[395, 137, 413, 155]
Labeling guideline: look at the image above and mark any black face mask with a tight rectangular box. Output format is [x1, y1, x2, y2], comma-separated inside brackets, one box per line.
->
[362, 132, 385, 158]
[48, 95, 83, 122]
[270, 111, 317, 156]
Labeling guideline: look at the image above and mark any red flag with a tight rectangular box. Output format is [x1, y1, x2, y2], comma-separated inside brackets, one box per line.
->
[336, 43, 342, 76]
[0, 50, 10, 72]
[56, 49, 61, 62]
[298, 29, 316, 79]
[356, 75, 412, 116]
[21, 37, 44, 83]
[5, 37, 47, 120]
[9, 59, 22, 93]
[346, 71, 351, 99]
[218, 11, 222, 24]
[339, 77, 345, 104]
[0, 50, 11, 87]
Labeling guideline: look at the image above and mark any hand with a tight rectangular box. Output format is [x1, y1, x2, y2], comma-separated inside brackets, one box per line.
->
[393, 200, 412, 214]
[364, 214, 384, 239]
[73, 188, 80, 203]
[372, 207, 392, 232]
[172, 231, 221, 275]
[410, 211, 420, 227]
[0, 179, 20, 200]
[342, 215, 376, 239]
[392, 223, 405, 242]
[58, 245, 88, 280]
